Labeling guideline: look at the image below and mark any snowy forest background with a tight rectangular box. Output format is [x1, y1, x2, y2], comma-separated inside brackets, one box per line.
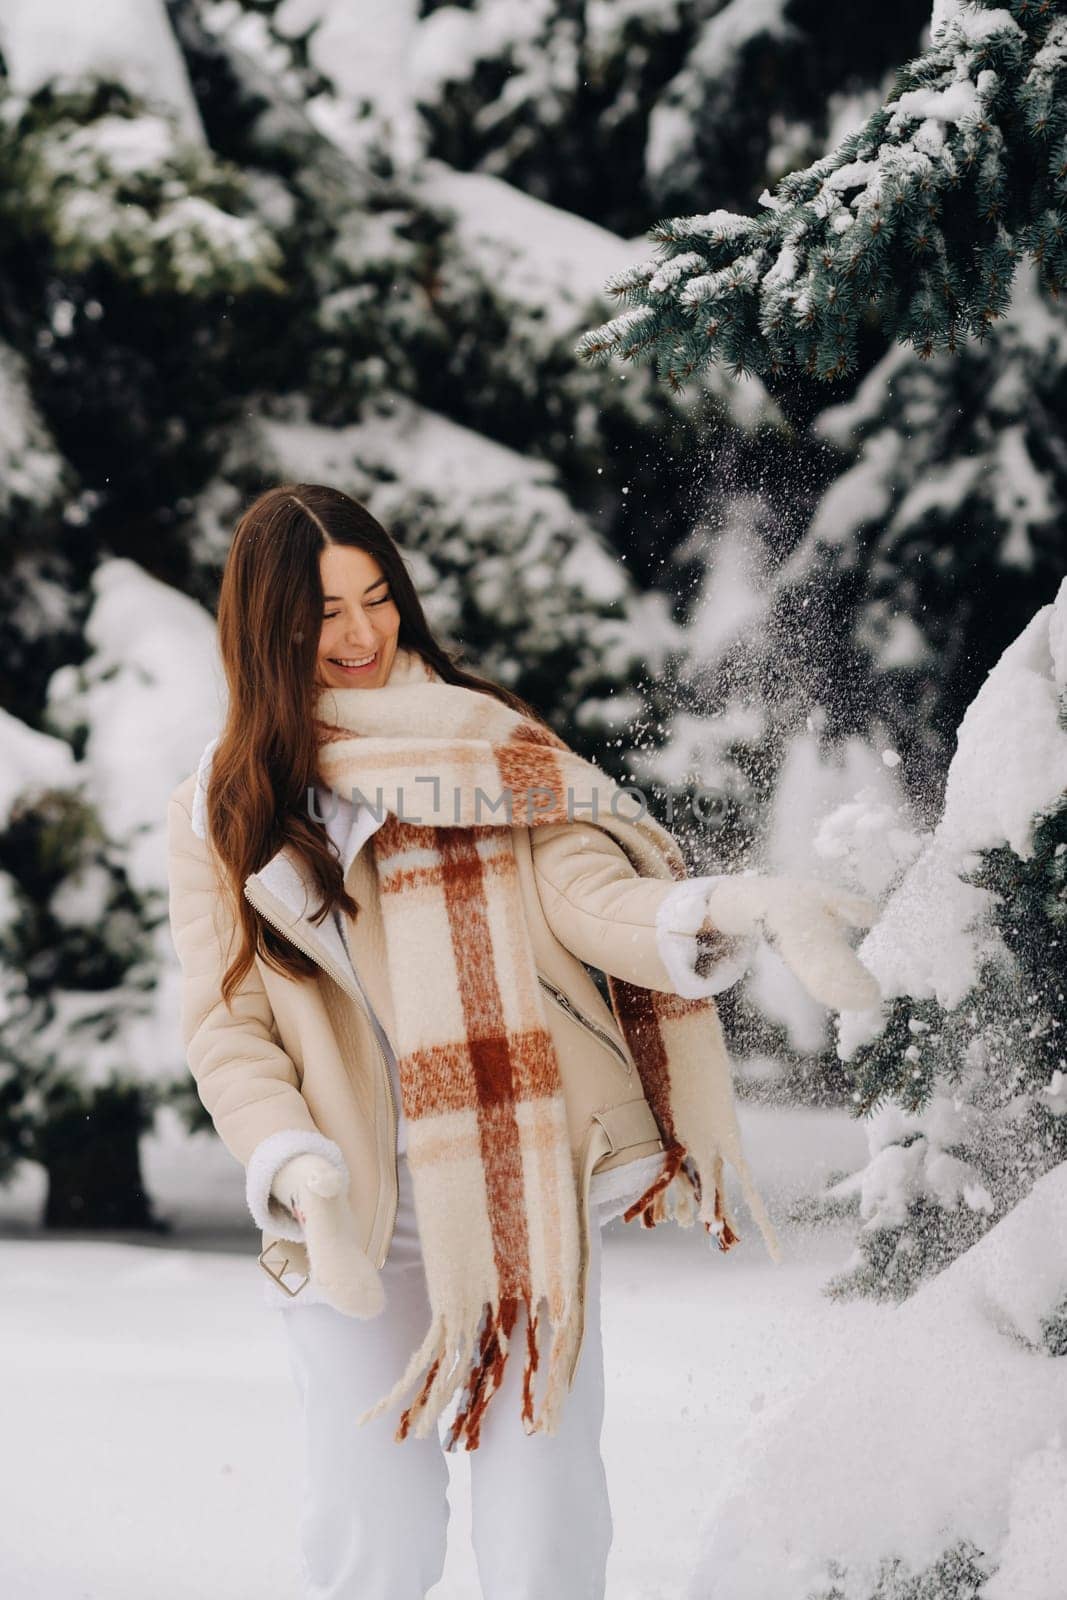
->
[0, 2, 1064, 1598]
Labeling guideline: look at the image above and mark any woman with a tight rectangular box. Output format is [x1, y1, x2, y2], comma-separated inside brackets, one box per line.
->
[166, 483, 880, 1600]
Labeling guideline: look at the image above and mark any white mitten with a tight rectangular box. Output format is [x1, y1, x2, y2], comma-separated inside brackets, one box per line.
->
[270, 1153, 385, 1318]
[702, 874, 882, 1012]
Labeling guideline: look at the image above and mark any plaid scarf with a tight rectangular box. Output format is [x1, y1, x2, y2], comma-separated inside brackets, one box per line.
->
[313, 648, 779, 1451]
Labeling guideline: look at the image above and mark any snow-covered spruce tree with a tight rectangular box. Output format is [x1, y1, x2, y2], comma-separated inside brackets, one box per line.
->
[0, 554, 224, 1228]
[0, 68, 288, 707]
[0, 340, 77, 726]
[819, 577, 1067, 1300]
[406, 0, 931, 238]
[577, 0, 1067, 386]
[0, 18, 305, 1226]
[0, 82, 284, 295]
[0, 755, 167, 1230]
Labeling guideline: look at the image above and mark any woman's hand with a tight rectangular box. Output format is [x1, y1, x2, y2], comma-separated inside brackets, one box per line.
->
[270, 1153, 385, 1318]
[701, 874, 882, 1012]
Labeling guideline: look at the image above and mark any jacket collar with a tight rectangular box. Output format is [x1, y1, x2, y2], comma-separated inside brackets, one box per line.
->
[190, 734, 386, 976]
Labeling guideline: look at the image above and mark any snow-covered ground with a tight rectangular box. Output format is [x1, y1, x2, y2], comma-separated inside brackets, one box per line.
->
[6, 1097, 1062, 1598]
[0, 1102, 873, 1599]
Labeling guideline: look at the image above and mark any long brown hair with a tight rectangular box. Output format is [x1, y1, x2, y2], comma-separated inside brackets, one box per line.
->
[209, 482, 552, 1003]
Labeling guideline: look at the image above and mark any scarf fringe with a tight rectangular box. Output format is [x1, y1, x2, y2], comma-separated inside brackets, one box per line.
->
[619, 1140, 780, 1258]
[353, 1145, 781, 1446]
[354, 1284, 585, 1452]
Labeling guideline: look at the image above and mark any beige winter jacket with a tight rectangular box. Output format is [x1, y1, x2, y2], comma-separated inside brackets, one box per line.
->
[165, 747, 751, 1369]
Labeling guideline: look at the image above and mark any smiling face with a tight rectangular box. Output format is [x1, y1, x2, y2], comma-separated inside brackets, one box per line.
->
[314, 543, 401, 690]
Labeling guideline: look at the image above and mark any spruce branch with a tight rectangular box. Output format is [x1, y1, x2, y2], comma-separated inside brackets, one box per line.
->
[577, 0, 1067, 384]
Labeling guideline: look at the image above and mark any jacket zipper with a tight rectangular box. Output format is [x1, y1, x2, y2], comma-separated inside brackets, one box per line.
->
[335, 909, 402, 1185]
[242, 879, 399, 1268]
[537, 973, 632, 1076]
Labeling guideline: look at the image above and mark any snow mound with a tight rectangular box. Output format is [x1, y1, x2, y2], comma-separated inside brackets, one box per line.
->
[688, 1162, 1067, 1600]
[837, 574, 1067, 1056]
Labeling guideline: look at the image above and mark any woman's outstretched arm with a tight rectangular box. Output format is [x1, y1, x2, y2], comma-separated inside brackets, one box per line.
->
[530, 821, 754, 996]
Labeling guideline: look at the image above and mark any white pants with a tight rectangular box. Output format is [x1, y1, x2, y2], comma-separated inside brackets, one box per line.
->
[281, 1152, 614, 1599]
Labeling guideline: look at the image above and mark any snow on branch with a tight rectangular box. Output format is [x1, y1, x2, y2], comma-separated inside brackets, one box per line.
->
[0, 84, 285, 297]
[576, 0, 1067, 387]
